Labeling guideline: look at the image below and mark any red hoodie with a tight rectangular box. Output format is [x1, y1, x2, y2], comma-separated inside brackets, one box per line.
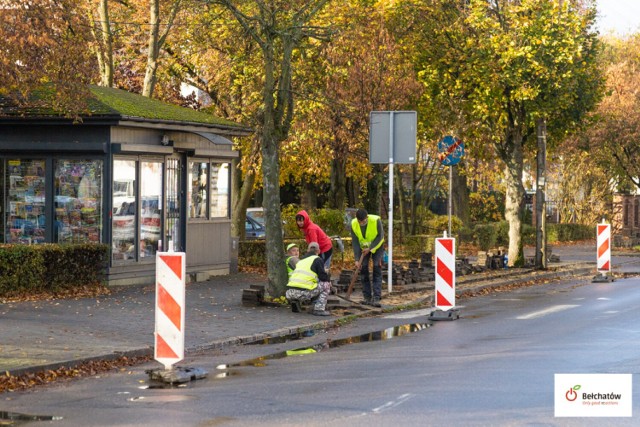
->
[296, 210, 332, 254]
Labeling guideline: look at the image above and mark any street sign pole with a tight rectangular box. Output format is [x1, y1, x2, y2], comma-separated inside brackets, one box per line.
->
[448, 166, 453, 236]
[388, 112, 394, 295]
[437, 136, 465, 237]
[369, 111, 417, 295]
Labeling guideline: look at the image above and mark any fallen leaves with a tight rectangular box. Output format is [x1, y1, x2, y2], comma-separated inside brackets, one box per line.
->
[0, 284, 111, 303]
[0, 355, 151, 394]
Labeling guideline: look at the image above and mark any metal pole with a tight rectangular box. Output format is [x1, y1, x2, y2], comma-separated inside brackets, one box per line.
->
[448, 166, 452, 236]
[535, 118, 547, 269]
[388, 112, 394, 294]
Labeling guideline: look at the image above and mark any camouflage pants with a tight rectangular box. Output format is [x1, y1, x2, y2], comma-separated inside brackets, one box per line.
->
[286, 281, 331, 311]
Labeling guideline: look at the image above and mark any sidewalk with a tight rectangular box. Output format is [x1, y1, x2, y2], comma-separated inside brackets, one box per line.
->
[0, 243, 636, 377]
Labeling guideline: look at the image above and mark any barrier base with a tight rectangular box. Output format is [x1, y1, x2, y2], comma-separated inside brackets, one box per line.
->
[592, 273, 615, 283]
[146, 366, 208, 384]
[429, 308, 460, 321]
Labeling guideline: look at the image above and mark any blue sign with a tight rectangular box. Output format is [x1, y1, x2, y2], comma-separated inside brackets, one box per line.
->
[437, 136, 464, 166]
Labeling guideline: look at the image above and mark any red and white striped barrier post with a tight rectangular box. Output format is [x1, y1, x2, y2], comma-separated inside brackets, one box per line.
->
[430, 231, 460, 320]
[435, 232, 456, 310]
[596, 221, 611, 280]
[155, 251, 186, 370]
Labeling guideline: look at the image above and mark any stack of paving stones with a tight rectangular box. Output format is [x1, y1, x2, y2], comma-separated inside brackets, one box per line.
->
[241, 284, 265, 306]
[336, 269, 360, 293]
[421, 252, 433, 268]
[456, 256, 474, 275]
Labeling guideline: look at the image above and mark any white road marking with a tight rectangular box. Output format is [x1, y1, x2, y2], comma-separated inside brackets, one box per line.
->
[516, 304, 579, 320]
[372, 393, 415, 413]
[597, 298, 611, 301]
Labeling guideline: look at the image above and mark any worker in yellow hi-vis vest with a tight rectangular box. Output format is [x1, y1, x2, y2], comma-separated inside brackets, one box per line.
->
[285, 242, 331, 316]
[351, 208, 384, 307]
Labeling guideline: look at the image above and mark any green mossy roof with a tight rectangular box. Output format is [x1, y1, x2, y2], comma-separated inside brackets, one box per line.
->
[87, 86, 244, 128]
[1, 85, 249, 131]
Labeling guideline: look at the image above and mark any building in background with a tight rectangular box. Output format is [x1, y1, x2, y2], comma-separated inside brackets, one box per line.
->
[0, 86, 251, 285]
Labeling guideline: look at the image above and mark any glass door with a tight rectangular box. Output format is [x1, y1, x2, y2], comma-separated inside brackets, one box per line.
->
[165, 156, 181, 252]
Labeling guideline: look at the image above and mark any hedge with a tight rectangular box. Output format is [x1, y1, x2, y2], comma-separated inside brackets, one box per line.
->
[0, 244, 109, 297]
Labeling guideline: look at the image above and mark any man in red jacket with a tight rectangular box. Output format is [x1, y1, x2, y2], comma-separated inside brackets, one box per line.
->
[295, 210, 333, 273]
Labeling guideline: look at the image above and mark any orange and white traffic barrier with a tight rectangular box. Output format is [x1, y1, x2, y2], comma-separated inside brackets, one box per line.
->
[155, 251, 186, 370]
[435, 232, 456, 310]
[597, 221, 611, 274]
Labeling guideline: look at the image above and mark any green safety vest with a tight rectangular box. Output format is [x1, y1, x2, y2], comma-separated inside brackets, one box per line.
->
[287, 256, 319, 290]
[351, 214, 384, 253]
[286, 256, 295, 277]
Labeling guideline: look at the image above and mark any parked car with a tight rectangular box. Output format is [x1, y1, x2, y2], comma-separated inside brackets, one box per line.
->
[246, 207, 266, 226]
[246, 207, 287, 238]
[245, 215, 266, 240]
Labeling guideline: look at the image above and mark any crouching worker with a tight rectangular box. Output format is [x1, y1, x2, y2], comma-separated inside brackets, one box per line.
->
[285, 243, 300, 278]
[286, 242, 331, 316]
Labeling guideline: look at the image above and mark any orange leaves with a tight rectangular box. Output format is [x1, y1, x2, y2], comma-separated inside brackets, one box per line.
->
[0, 0, 95, 115]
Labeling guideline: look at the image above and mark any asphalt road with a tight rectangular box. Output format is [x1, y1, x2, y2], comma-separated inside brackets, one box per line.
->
[5, 273, 640, 426]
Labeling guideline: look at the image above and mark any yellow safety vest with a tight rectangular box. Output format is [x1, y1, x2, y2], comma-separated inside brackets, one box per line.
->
[287, 256, 319, 290]
[286, 348, 317, 356]
[286, 256, 295, 277]
[351, 214, 384, 253]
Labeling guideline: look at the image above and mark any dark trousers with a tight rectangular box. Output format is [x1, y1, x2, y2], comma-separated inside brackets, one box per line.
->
[360, 249, 384, 300]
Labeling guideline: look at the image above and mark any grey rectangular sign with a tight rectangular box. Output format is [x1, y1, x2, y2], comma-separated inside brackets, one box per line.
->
[369, 111, 417, 164]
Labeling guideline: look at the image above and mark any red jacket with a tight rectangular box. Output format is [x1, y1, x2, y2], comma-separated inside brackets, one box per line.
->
[296, 210, 332, 254]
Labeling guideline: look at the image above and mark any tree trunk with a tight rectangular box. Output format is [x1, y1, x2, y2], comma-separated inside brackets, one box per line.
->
[346, 177, 359, 208]
[142, 0, 181, 97]
[451, 162, 470, 227]
[92, 0, 113, 87]
[231, 156, 256, 239]
[365, 165, 384, 215]
[329, 156, 347, 210]
[301, 181, 318, 210]
[261, 41, 287, 297]
[142, 0, 161, 97]
[503, 138, 525, 267]
[215, 0, 329, 297]
[395, 166, 409, 236]
[410, 163, 418, 235]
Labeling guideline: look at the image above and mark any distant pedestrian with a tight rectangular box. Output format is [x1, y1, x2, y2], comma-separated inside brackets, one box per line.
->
[351, 208, 384, 307]
[286, 242, 331, 316]
[285, 243, 300, 278]
[295, 210, 333, 273]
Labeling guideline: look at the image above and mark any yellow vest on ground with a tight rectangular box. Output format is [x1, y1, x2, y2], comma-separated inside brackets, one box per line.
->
[287, 255, 319, 290]
[351, 214, 384, 253]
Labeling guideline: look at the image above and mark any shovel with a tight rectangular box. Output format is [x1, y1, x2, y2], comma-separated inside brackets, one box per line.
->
[345, 252, 366, 300]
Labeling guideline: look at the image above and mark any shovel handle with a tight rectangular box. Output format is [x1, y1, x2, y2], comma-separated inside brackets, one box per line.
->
[346, 252, 366, 299]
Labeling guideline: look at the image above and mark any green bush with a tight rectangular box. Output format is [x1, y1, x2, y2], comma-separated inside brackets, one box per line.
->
[282, 204, 301, 238]
[404, 235, 436, 259]
[0, 245, 46, 294]
[41, 244, 109, 291]
[0, 244, 108, 297]
[521, 224, 536, 246]
[426, 215, 463, 236]
[239, 240, 267, 267]
[474, 224, 497, 251]
[457, 226, 475, 246]
[547, 223, 594, 243]
[311, 208, 346, 237]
